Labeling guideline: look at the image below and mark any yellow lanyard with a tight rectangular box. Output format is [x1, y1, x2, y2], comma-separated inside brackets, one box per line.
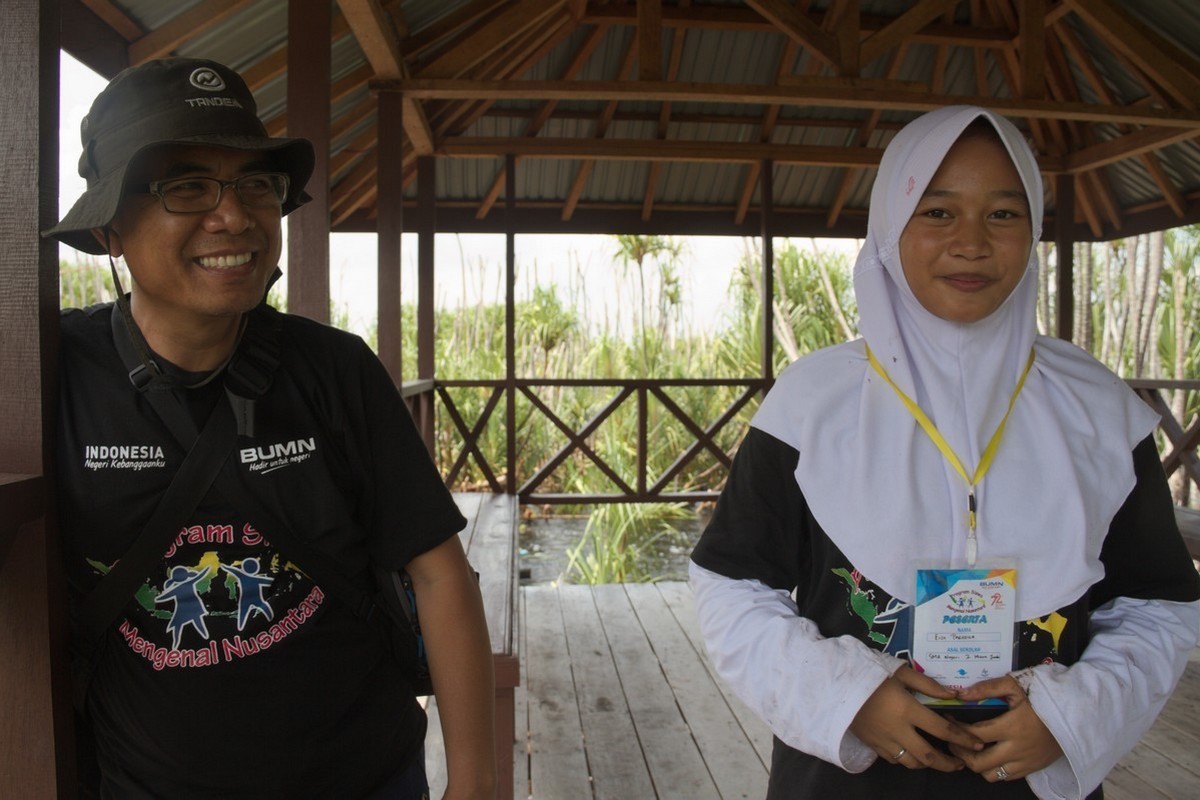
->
[865, 346, 1035, 566]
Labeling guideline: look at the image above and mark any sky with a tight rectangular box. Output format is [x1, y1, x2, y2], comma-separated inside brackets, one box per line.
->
[57, 53, 855, 340]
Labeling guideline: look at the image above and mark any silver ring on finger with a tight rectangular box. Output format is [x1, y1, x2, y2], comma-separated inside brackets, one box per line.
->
[894, 747, 907, 761]
[995, 765, 1010, 781]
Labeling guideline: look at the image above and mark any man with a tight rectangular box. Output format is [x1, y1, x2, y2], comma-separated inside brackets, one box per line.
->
[45, 57, 495, 799]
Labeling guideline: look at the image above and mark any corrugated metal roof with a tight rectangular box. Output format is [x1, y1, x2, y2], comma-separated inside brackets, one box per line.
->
[60, 0, 1200, 240]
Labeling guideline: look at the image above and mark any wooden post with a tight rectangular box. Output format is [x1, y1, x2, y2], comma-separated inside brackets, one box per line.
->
[376, 90, 404, 384]
[1, 1, 75, 795]
[417, 156, 437, 455]
[286, 0, 331, 322]
[505, 156, 517, 495]
[1055, 173, 1075, 341]
[760, 159, 775, 384]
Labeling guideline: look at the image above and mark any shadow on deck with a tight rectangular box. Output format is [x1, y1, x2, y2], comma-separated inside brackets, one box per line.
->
[480, 582, 1199, 800]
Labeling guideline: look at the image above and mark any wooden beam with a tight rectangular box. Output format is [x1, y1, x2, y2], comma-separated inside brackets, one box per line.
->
[474, 23, 608, 219]
[398, 78, 1200, 130]
[287, 0, 331, 324]
[127, 0, 253, 64]
[1055, 172, 1076, 339]
[1018, 0, 1045, 100]
[377, 94, 403, 384]
[562, 31, 639, 221]
[338, 0, 435, 154]
[398, 78, 1200, 128]
[744, 0, 840, 68]
[638, 0, 662, 81]
[827, 43, 908, 229]
[859, 0, 958, 68]
[3, 2, 72, 794]
[79, 0, 142, 41]
[417, 0, 564, 79]
[443, 137, 890, 167]
[1065, 126, 1200, 172]
[828, 0, 859, 76]
[61, 0, 131, 77]
[642, 4, 689, 221]
[1066, 0, 1200, 109]
[400, 0, 496, 61]
[1139, 152, 1187, 220]
[585, 3, 1014, 47]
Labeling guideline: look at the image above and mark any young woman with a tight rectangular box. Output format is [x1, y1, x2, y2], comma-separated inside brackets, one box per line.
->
[690, 105, 1200, 799]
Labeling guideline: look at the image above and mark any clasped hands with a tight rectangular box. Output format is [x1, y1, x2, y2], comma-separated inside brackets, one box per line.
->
[848, 666, 1063, 783]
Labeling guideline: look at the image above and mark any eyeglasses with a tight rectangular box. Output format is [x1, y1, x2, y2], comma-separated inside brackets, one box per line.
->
[145, 172, 290, 213]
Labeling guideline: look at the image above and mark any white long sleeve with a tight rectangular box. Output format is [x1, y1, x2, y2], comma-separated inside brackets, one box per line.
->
[1023, 596, 1199, 800]
[689, 560, 906, 771]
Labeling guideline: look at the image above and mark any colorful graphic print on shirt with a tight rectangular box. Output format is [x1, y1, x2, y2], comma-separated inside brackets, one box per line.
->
[88, 521, 324, 670]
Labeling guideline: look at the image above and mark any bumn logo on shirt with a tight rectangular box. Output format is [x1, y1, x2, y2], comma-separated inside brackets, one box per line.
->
[240, 437, 317, 474]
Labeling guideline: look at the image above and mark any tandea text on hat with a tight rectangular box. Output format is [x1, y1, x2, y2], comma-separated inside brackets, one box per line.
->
[45, 57, 314, 254]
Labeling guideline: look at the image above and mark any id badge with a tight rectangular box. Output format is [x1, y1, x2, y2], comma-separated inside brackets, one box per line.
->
[911, 567, 1017, 712]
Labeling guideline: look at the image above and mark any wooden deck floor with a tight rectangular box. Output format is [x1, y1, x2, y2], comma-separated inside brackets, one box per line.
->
[429, 581, 1200, 799]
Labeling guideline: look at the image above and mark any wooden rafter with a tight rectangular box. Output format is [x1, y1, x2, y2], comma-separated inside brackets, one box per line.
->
[337, 0, 435, 155]
[128, 0, 253, 64]
[443, 137, 895, 168]
[417, 0, 564, 79]
[744, 0, 840, 68]
[859, 0, 959, 69]
[1066, 0, 1200, 109]
[264, 64, 372, 137]
[400, 78, 1200, 128]
[400, 0, 497, 62]
[642, 1, 689, 222]
[734, 39, 800, 227]
[584, 3, 1013, 47]
[80, 0, 143, 41]
[562, 32, 639, 222]
[475, 24, 609, 220]
[826, 43, 908, 230]
[1018, 0, 1046, 100]
[638, 0, 663, 82]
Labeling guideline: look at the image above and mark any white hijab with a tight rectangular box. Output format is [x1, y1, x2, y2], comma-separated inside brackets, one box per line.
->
[753, 106, 1158, 619]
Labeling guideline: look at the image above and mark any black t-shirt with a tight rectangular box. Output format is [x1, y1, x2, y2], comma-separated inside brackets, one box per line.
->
[57, 303, 467, 798]
[692, 427, 1200, 800]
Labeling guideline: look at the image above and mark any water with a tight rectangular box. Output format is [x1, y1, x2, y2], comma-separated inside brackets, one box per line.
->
[519, 507, 711, 585]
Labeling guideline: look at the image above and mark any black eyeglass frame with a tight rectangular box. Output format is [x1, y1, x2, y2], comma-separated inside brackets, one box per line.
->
[144, 172, 291, 214]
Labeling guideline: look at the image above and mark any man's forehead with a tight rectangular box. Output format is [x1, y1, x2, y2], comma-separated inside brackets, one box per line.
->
[132, 144, 276, 178]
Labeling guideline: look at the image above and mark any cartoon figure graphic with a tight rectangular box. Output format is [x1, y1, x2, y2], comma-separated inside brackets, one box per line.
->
[155, 565, 213, 648]
[220, 557, 275, 630]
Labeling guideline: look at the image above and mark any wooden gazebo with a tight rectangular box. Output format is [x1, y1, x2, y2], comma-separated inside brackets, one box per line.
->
[4, 1, 1200, 794]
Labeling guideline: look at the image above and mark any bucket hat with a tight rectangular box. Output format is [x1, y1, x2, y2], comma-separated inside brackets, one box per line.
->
[45, 57, 315, 255]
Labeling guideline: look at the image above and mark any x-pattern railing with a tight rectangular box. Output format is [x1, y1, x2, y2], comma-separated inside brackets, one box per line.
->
[429, 378, 769, 504]
[405, 377, 1200, 505]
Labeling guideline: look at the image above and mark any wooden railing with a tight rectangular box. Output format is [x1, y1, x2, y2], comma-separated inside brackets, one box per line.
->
[405, 378, 770, 504]
[404, 377, 1200, 507]
[1127, 378, 1200, 500]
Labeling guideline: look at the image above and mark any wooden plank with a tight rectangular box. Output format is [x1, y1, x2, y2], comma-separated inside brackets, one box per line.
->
[624, 583, 769, 798]
[1104, 762, 1171, 799]
[591, 583, 721, 799]
[655, 581, 775, 767]
[523, 584, 592, 798]
[557, 586, 656, 798]
[1115, 739, 1200, 798]
[513, 589, 530, 800]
